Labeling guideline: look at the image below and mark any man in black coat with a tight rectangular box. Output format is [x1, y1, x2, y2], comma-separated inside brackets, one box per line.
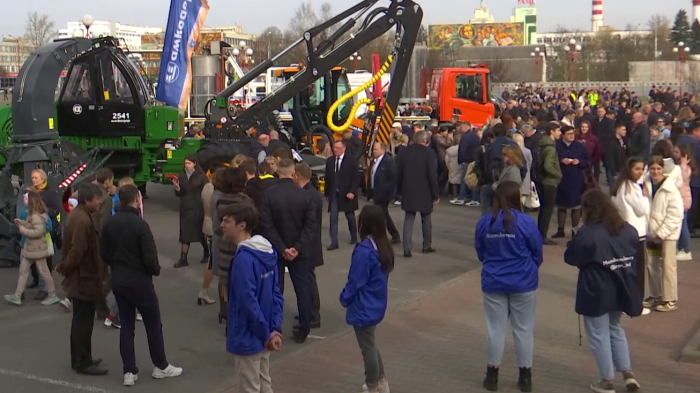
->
[396, 131, 440, 258]
[628, 112, 651, 163]
[260, 159, 317, 343]
[368, 141, 401, 243]
[101, 185, 182, 382]
[324, 139, 361, 250]
[591, 106, 615, 144]
[295, 163, 323, 328]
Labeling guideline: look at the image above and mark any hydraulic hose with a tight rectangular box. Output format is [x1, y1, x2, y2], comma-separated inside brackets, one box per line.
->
[326, 55, 393, 133]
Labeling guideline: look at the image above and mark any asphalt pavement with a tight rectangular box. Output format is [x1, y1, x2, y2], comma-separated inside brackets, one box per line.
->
[0, 183, 481, 393]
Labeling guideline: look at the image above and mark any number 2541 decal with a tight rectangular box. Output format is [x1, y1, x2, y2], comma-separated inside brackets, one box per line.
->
[111, 112, 131, 123]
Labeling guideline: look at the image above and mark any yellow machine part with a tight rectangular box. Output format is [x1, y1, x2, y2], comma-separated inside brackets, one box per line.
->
[326, 55, 394, 133]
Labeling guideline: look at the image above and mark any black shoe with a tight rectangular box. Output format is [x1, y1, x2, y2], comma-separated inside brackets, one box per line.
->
[294, 315, 299, 320]
[551, 230, 565, 239]
[34, 291, 48, 301]
[293, 321, 321, 329]
[404, 251, 412, 258]
[76, 365, 108, 376]
[483, 366, 499, 391]
[422, 247, 436, 254]
[292, 330, 308, 343]
[174, 255, 189, 268]
[542, 238, 557, 246]
[518, 367, 532, 392]
[391, 237, 401, 245]
[72, 358, 103, 371]
[105, 315, 121, 329]
[327, 244, 339, 251]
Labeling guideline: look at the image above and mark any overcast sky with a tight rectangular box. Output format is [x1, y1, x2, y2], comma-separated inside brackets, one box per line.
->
[0, 0, 691, 38]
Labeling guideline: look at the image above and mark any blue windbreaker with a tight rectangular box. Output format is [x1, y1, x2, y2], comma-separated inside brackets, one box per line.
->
[226, 235, 284, 356]
[340, 238, 388, 327]
[475, 209, 543, 293]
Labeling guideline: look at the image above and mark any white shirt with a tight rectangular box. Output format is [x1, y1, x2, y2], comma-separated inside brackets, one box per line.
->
[371, 154, 385, 188]
[334, 153, 345, 173]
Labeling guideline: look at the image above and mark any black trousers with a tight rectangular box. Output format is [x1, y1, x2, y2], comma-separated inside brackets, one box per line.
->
[113, 283, 168, 374]
[278, 256, 313, 335]
[536, 184, 557, 239]
[71, 298, 96, 371]
[374, 201, 400, 240]
[310, 267, 321, 323]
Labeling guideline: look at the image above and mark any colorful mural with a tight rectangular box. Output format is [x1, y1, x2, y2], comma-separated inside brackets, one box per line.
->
[428, 23, 525, 49]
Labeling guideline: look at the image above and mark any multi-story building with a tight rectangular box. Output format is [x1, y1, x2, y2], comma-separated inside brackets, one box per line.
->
[0, 37, 33, 89]
[57, 20, 164, 49]
[535, 29, 650, 46]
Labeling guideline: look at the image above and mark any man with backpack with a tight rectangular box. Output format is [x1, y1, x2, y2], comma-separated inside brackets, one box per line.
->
[535, 122, 563, 245]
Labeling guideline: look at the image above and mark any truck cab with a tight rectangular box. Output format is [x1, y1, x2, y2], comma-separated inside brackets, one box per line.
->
[429, 65, 495, 127]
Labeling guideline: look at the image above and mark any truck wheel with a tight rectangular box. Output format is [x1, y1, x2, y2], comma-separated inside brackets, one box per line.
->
[195, 140, 247, 174]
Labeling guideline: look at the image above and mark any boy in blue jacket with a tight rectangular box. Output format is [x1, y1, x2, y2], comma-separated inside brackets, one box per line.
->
[221, 203, 283, 393]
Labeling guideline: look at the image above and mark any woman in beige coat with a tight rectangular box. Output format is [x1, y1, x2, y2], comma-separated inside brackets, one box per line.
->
[198, 172, 217, 306]
[644, 156, 684, 312]
[4, 191, 60, 306]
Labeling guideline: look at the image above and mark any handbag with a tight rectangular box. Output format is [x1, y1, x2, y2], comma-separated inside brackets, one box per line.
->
[521, 181, 540, 209]
[45, 233, 55, 257]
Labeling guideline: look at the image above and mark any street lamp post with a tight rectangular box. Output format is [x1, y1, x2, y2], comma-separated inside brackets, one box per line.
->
[82, 14, 93, 39]
[563, 38, 582, 89]
[233, 41, 255, 70]
[348, 52, 361, 71]
[529, 47, 545, 84]
[673, 41, 691, 96]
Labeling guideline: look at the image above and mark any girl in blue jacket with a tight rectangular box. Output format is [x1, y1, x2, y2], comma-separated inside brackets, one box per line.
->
[565, 189, 642, 393]
[475, 181, 543, 393]
[340, 204, 394, 393]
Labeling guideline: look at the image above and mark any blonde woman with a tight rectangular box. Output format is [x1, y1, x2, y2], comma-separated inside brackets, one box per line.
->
[27, 169, 60, 299]
[644, 155, 683, 312]
[511, 133, 532, 199]
[492, 145, 523, 191]
[5, 191, 60, 306]
[112, 177, 143, 217]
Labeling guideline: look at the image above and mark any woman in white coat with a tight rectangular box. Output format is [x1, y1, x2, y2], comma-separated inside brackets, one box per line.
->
[612, 157, 651, 314]
[644, 155, 684, 313]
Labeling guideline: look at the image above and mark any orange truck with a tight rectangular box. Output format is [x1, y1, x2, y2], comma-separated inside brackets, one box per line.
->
[428, 65, 496, 128]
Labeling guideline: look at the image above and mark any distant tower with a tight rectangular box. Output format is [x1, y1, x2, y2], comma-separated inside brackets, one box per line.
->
[592, 0, 603, 32]
[695, 0, 700, 24]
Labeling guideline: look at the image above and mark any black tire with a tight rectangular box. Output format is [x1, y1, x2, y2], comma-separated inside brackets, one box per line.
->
[195, 140, 248, 173]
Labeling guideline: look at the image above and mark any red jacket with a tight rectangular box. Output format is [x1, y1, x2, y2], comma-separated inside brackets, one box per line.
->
[578, 132, 602, 164]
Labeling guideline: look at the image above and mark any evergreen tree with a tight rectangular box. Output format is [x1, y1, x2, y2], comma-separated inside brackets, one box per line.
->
[670, 9, 692, 45]
[691, 19, 700, 54]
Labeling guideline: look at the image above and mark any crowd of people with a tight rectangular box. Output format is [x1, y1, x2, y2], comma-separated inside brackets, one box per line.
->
[1, 83, 698, 393]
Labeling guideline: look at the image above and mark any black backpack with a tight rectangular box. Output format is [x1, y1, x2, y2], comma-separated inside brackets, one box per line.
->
[532, 144, 553, 183]
[484, 144, 504, 185]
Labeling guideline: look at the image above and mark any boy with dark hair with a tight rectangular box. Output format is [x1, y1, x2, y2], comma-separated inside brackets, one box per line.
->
[258, 161, 278, 190]
[221, 203, 283, 393]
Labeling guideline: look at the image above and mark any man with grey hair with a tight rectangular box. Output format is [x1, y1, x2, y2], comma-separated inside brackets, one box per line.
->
[396, 130, 439, 257]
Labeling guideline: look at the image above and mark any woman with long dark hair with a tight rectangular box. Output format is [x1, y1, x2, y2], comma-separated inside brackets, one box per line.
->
[340, 204, 394, 393]
[566, 189, 643, 393]
[612, 157, 650, 314]
[475, 181, 542, 392]
[173, 155, 209, 268]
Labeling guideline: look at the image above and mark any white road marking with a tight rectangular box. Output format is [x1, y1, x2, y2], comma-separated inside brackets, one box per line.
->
[307, 334, 326, 340]
[388, 287, 426, 294]
[0, 368, 115, 392]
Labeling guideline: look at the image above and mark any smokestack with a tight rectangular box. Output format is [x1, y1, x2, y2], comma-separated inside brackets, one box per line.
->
[592, 0, 603, 32]
[695, 0, 700, 24]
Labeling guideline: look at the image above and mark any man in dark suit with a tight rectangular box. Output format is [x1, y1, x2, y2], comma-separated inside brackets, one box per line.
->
[260, 159, 317, 343]
[368, 141, 401, 243]
[324, 140, 361, 250]
[396, 131, 440, 258]
[295, 163, 322, 328]
[591, 106, 615, 144]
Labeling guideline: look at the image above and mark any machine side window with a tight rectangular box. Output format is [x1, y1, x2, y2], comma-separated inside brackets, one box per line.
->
[61, 62, 93, 102]
[334, 72, 352, 120]
[455, 73, 484, 103]
[97, 52, 133, 104]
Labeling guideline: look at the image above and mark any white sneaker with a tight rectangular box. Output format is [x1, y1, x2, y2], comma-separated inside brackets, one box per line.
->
[466, 200, 480, 207]
[59, 298, 72, 312]
[123, 373, 138, 386]
[641, 307, 651, 315]
[362, 380, 390, 393]
[152, 364, 183, 379]
[676, 251, 693, 261]
[449, 198, 465, 205]
[393, 200, 401, 206]
[136, 313, 143, 322]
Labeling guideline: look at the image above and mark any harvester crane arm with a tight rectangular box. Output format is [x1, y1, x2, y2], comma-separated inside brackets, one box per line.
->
[206, 0, 423, 156]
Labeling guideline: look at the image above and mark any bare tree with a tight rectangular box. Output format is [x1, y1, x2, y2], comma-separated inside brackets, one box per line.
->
[24, 11, 55, 51]
[256, 26, 286, 60]
[485, 57, 513, 82]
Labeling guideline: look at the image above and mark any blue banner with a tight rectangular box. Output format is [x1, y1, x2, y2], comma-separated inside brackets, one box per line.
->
[156, 0, 209, 110]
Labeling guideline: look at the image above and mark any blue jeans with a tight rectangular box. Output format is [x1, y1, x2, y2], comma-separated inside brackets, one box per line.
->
[678, 211, 691, 253]
[583, 312, 633, 381]
[483, 291, 537, 368]
[480, 186, 493, 215]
